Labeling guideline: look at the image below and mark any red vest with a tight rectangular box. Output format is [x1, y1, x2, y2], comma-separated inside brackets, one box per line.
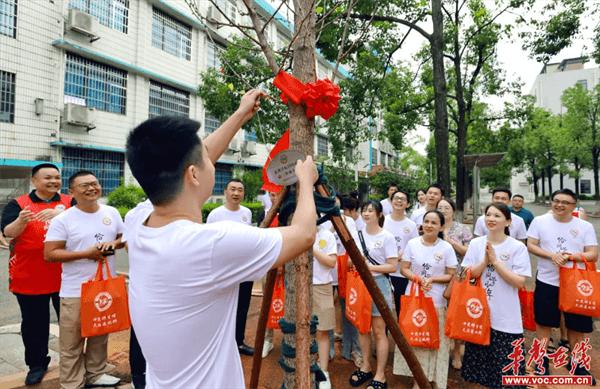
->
[9, 193, 72, 294]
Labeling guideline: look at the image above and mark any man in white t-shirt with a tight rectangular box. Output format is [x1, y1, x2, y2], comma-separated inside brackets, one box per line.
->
[473, 188, 527, 241]
[379, 183, 399, 216]
[383, 189, 418, 316]
[206, 178, 255, 356]
[44, 170, 125, 389]
[342, 196, 365, 231]
[410, 183, 444, 227]
[258, 190, 273, 214]
[527, 189, 598, 379]
[123, 90, 319, 388]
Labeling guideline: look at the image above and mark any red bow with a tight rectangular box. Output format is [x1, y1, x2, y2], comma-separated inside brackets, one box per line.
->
[273, 71, 341, 120]
[261, 129, 290, 193]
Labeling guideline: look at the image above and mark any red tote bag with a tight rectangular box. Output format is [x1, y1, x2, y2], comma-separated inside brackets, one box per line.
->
[518, 288, 536, 331]
[399, 278, 440, 350]
[445, 269, 490, 346]
[337, 253, 349, 299]
[267, 272, 285, 329]
[559, 256, 600, 317]
[81, 260, 131, 337]
[345, 270, 372, 334]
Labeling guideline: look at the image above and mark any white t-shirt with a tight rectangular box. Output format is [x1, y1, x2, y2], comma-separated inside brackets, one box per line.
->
[258, 193, 272, 214]
[462, 236, 532, 333]
[474, 213, 527, 240]
[410, 207, 428, 226]
[321, 216, 359, 255]
[126, 206, 282, 389]
[380, 198, 392, 216]
[355, 215, 366, 231]
[357, 228, 397, 276]
[527, 213, 598, 286]
[383, 215, 419, 278]
[206, 205, 252, 225]
[402, 238, 458, 307]
[45, 205, 124, 298]
[313, 228, 337, 285]
[122, 199, 153, 243]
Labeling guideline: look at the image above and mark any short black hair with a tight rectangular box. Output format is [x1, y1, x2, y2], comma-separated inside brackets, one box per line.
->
[387, 183, 399, 189]
[485, 202, 512, 235]
[512, 194, 524, 200]
[438, 197, 456, 212]
[226, 178, 244, 189]
[492, 187, 512, 198]
[552, 188, 577, 202]
[32, 163, 59, 176]
[126, 116, 203, 205]
[361, 200, 384, 227]
[426, 183, 445, 197]
[341, 196, 359, 211]
[416, 189, 426, 196]
[391, 189, 410, 204]
[68, 170, 96, 188]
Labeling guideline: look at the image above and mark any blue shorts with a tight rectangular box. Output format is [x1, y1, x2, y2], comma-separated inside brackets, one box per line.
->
[372, 275, 394, 317]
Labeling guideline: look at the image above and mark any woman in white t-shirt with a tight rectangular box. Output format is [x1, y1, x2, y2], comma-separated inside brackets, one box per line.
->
[395, 210, 457, 389]
[349, 201, 397, 389]
[461, 203, 531, 388]
[312, 226, 337, 389]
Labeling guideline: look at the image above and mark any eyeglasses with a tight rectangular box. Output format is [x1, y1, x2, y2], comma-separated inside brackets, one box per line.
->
[77, 181, 101, 190]
[392, 197, 408, 202]
[552, 199, 576, 206]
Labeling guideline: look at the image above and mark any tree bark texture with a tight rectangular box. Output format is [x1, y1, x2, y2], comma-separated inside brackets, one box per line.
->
[430, 0, 451, 195]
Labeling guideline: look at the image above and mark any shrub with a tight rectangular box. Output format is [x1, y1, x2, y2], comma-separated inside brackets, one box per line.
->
[107, 184, 146, 218]
[202, 201, 264, 224]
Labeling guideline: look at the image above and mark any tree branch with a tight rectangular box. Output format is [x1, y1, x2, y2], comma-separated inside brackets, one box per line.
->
[347, 13, 432, 41]
[332, 0, 359, 83]
[241, 0, 280, 74]
[261, 0, 288, 34]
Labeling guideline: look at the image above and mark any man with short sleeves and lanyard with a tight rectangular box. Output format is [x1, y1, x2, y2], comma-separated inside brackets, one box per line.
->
[474, 188, 527, 242]
[0, 163, 74, 385]
[527, 189, 598, 380]
[123, 90, 319, 388]
[410, 183, 444, 228]
[206, 178, 256, 356]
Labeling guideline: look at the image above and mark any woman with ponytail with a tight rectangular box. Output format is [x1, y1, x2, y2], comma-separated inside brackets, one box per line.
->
[395, 210, 457, 389]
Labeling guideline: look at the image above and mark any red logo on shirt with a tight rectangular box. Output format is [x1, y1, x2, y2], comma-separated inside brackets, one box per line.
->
[577, 280, 594, 297]
[94, 292, 113, 312]
[412, 309, 427, 327]
[466, 298, 483, 319]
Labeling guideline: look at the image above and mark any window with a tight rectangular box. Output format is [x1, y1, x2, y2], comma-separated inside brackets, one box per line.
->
[317, 135, 328, 156]
[69, 0, 129, 33]
[370, 147, 377, 167]
[149, 81, 189, 118]
[151, 8, 192, 61]
[0, 0, 17, 38]
[245, 129, 257, 142]
[207, 40, 224, 69]
[64, 53, 127, 114]
[213, 163, 232, 194]
[204, 115, 220, 134]
[227, 0, 237, 23]
[61, 147, 124, 194]
[0, 70, 15, 123]
[576, 79, 588, 90]
[581, 179, 591, 194]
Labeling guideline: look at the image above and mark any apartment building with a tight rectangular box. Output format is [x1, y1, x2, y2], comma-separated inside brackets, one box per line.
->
[0, 0, 395, 205]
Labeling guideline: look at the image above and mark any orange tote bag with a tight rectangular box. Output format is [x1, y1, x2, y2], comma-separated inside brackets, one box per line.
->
[267, 272, 285, 329]
[337, 253, 349, 299]
[559, 256, 600, 317]
[518, 288, 536, 331]
[399, 278, 440, 349]
[345, 270, 372, 334]
[445, 269, 490, 345]
[81, 259, 131, 337]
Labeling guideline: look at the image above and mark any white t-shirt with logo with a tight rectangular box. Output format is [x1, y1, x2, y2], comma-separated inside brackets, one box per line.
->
[357, 228, 397, 276]
[402, 238, 458, 307]
[126, 206, 282, 389]
[206, 205, 252, 226]
[383, 215, 419, 278]
[473, 213, 527, 240]
[313, 228, 337, 285]
[45, 205, 124, 298]
[321, 215, 359, 255]
[410, 207, 428, 226]
[462, 236, 532, 333]
[380, 198, 392, 216]
[527, 213, 598, 286]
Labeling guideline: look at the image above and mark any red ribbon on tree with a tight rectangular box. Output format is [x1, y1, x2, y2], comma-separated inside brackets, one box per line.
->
[261, 129, 290, 193]
[273, 71, 341, 120]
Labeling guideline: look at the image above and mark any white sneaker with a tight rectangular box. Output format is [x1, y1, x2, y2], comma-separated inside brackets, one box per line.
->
[262, 340, 274, 358]
[319, 371, 331, 389]
[87, 373, 120, 387]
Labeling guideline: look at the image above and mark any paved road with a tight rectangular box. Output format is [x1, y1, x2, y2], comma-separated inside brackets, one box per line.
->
[1, 200, 599, 327]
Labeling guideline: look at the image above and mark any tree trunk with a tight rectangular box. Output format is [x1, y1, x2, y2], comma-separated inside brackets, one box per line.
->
[546, 165, 553, 196]
[430, 0, 451, 195]
[574, 157, 581, 196]
[541, 170, 546, 201]
[593, 147, 600, 201]
[282, 2, 317, 388]
[531, 161, 539, 202]
[560, 172, 564, 189]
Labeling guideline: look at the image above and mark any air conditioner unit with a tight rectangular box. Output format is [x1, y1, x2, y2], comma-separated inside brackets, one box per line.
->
[66, 9, 99, 40]
[242, 140, 257, 156]
[206, 5, 221, 24]
[64, 103, 96, 129]
[227, 138, 240, 153]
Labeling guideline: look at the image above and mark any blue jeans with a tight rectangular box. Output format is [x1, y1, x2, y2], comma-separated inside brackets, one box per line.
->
[340, 298, 361, 360]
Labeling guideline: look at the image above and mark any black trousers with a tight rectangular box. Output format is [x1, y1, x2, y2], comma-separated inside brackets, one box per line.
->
[390, 276, 409, 318]
[235, 281, 254, 345]
[14, 292, 60, 368]
[129, 327, 146, 388]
